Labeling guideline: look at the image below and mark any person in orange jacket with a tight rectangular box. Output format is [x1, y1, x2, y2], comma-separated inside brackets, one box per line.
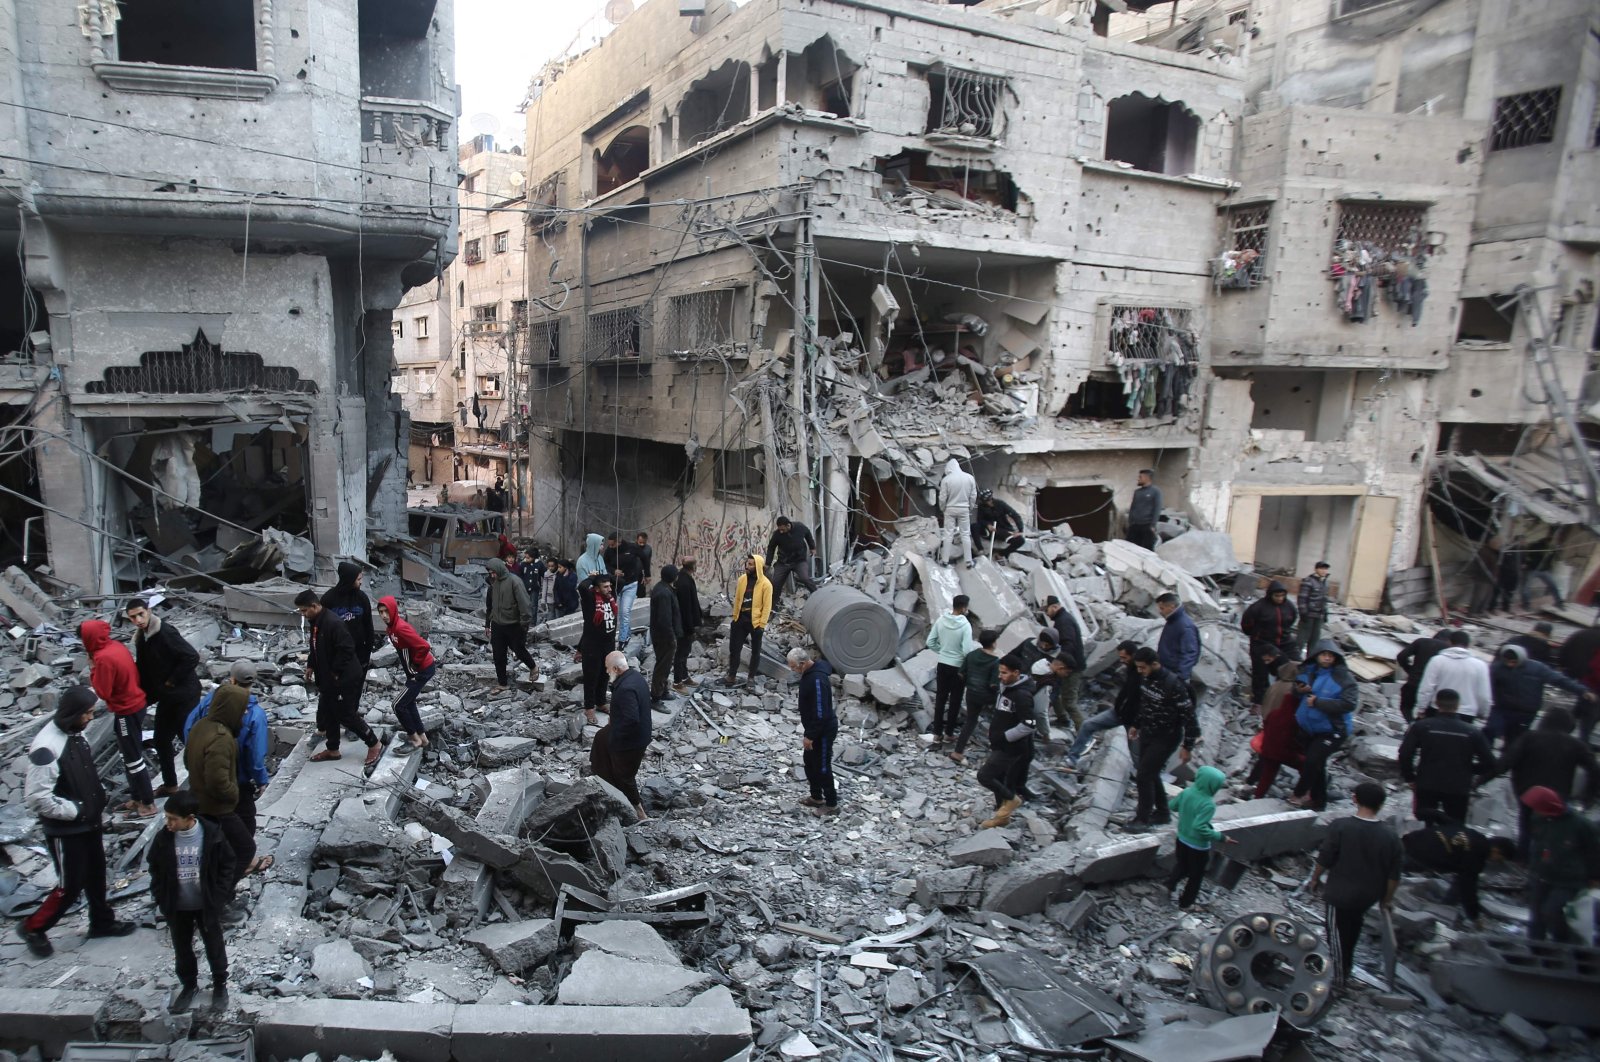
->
[79, 619, 155, 817]
[378, 596, 436, 754]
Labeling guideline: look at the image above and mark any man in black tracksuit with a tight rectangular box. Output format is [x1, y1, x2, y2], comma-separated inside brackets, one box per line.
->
[320, 561, 376, 667]
[789, 648, 838, 814]
[1495, 706, 1600, 859]
[1128, 647, 1200, 829]
[648, 566, 684, 703]
[1241, 581, 1298, 704]
[20, 686, 136, 956]
[1398, 689, 1495, 824]
[673, 559, 704, 691]
[296, 590, 380, 767]
[976, 659, 1037, 829]
[126, 598, 201, 796]
[1396, 629, 1451, 723]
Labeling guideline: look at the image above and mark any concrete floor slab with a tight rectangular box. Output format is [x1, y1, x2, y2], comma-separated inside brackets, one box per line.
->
[450, 1002, 752, 1062]
[252, 999, 455, 1062]
[0, 988, 106, 1055]
[557, 950, 711, 1006]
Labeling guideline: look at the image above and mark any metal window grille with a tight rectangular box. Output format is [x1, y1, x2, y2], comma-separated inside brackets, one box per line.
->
[1490, 87, 1561, 151]
[926, 67, 1006, 140]
[464, 238, 483, 264]
[526, 319, 561, 363]
[1222, 205, 1270, 285]
[1332, 202, 1427, 258]
[714, 449, 765, 504]
[586, 307, 644, 361]
[85, 330, 318, 395]
[1106, 306, 1199, 364]
[663, 291, 739, 355]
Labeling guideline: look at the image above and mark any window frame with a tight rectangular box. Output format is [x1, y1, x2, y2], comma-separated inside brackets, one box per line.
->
[1489, 86, 1563, 152]
[89, 0, 279, 99]
[713, 448, 766, 505]
[493, 231, 510, 255]
[414, 316, 430, 339]
[464, 238, 484, 265]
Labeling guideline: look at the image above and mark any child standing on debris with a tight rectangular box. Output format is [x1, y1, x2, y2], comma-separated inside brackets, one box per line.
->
[951, 629, 1001, 764]
[379, 596, 436, 754]
[578, 574, 618, 725]
[79, 618, 156, 817]
[1166, 766, 1236, 909]
[149, 790, 236, 1014]
[1311, 782, 1402, 985]
[296, 590, 383, 769]
[976, 658, 1037, 828]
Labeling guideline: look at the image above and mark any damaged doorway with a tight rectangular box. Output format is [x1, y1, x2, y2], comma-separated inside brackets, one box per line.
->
[1227, 489, 1396, 609]
[0, 404, 45, 568]
[91, 417, 313, 590]
[1036, 485, 1114, 542]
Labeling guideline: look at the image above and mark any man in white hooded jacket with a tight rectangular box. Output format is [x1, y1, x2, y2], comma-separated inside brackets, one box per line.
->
[939, 458, 978, 569]
[1416, 630, 1493, 720]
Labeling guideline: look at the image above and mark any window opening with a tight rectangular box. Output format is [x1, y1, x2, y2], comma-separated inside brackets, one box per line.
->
[1456, 296, 1515, 343]
[470, 303, 499, 335]
[414, 316, 429, 338]
[876, 149, 1020, 213]
[357, 0, 433, 99]
[714, 449, 765, 504]
[116, 0, 257, 71]
[527, 320, 561, 363]
[663, 291, 742, 356]
[478, 374, 502, 398]
[1066, 306, 1198, 419]
[464, 238, 483, 264]
[594, 126, 650, 195]
[802, 36, 859, 118]
[586, 307, 644, 361]
[1490, 87, 1561, 151]
[678, 60, 752, 146]
[1329, 202, 1429, 322]
[465, 174, 478, 193]
[926, 67, 1007, 140]
[391, 319, 405, 339]
[493, 231, 509, 254]
[1105, 93, 1199, 175]
[1216, 204, 1269, 289]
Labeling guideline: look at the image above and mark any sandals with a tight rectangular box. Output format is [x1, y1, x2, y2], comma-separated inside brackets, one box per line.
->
[246, 854, 275, 875]
[309, 749, 342, 762]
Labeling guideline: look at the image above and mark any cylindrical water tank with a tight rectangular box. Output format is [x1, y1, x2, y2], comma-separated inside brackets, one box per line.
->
[802, 585, 899, 674]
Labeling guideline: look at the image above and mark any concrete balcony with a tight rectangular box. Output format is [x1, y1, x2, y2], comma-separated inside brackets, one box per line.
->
[359, 97, 457, 250]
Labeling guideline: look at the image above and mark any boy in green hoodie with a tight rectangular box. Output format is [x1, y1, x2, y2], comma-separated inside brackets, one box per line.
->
[1166, 765, 1235, 909]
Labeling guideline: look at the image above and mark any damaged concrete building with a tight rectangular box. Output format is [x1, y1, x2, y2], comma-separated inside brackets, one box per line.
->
[0, 0, 458, 588]
[499, 0, 1599, 608]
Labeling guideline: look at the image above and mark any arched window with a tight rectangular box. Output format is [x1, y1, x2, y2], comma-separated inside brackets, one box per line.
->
[594, 127, 650, 195]
[1105, 93, 1200, 176]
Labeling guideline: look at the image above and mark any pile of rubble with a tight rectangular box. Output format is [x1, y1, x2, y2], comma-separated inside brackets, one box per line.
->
[1, 524, 1597, 1060]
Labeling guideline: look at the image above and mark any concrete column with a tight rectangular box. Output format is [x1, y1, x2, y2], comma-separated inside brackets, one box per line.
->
[306, 392, 367, 579]
[748, 62, 759, 121]
[31, 398, 101, 592]
[775, 51, 788, 108]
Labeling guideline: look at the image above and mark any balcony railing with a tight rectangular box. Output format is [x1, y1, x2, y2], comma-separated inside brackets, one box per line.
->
[466, 320, 503, 336]
[361, 96, 452, 149]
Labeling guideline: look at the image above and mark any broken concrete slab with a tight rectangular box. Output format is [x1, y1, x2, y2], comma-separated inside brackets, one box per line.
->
[1101, 540, 1222, 619]
[1155, 531, 1242, 578]
[519, 775, 638, 840]
[958, 557, 1029, 628]
[441, 767, 544, 916]
[449, 1002, 752, 1062]
[961, 948, 1137, 1048]
[1431, 935, 1600, 1028]
[311, 938, 372, 992]
[915, 865, 985, 908]
[1107, 1011, 1281, 1062]
[950, 830, 1015, 867]
[251, 1000, 455, 1062]
[557, 950, 712, 1007]
[0, 989, 106, 1055]
[477, 735, 539, 767]
[982, 842, 1078, 917]
[866, 666, 916, 705]
[573, 920, 683, 965]
[463, 918, 559, 975]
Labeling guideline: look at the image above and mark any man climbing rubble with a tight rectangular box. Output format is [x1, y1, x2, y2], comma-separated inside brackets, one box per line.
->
[1064, 640, 1140, 772]
[1044, 597, 1085, 727]
[1415, 631, 1492, 722]
[1398, 688, 1495, 824]
[976, 657, 1037, 828]
[1487, 643, 1596, 748]
[184, 682, 256, 895]
[379, 596, 436, 754]
[80, 617, 155, 817]
[788, 647, 839, 816]
[321, 561, 376, 670]
[296, 590, 381, 769]
[938, 457, 978, 569]
[1155, 592, 1199, 685]
[126, 598, 201, 799]
[1125, 647, 1199, 831]
[766, 516, 819, 605]
[483, 558, 538, 692]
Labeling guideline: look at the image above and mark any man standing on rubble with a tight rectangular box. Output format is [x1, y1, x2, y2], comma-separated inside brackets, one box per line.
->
[593, 651, 651, 822]
[296, 590, 382, 769]
[1296, 562, 1333, 658]
[1045, 597, 1086, 726]
[725, 554, 772, 686]
[604, 533, 644, 647]
[1156, 592, 1200, 684]
[483, 558, 538, 692]
[938, 458, 978, 569]
[648, 565, 684, 705]
[321, 562, 376, 670]
[183, 662, 270, 862]
[126, 598, 201, 800]
[1521, 785, 1600, 943]
[1241, 581, 1297, 706]
[577, 574, 618, 725]
[1495, 707, 1600, 861]
[1311, 782, 1402, 986]
[574, 533, 607, 581]
[977, 657, 1037, 829]
[1125, 469, 1162, 550]
[672, 558, 704, 693]
[1416, 631, 1492, 721]
[973, 489, 1026, 558]
[1398, 689, 1495, 823]
[927, 595, 978, 745]
[788, 647, 839, 815]
[634, 532, 654, 595]
[184, 682, 256, 891]
[1487, 643, 1596, 748]
[766, 516, 819, 605]
[1396, 628, 1451, 723]
[1126, 647, 1199, 831]
[19, 686, 136, 957]
[80, 618, 156, 818]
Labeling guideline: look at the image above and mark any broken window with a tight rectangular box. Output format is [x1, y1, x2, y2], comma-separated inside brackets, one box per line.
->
[358, 0, 435, 101]
[662, 291, 741, 356]
[593, 126, 649, 195]
[1490, 87, 1561, 151]
[876, 150, 1020, 213]
[1105, 93, 1200, 175]
[586, 307, 644, 361]
[115, 0, 257, 71]
[678, 61, 752, 147]
[1217, 204, 1269, 288]
[1064, 306, 1199, 419]
[469, 304, 499, 335]
[1332, 202, 1427, 260]
[527, 319, 561, 363]
[714, 449, 765, 504]
[464, 239, 483, 265]
[1456, 296, 1515, 343]
[925, 66, 1007, 140]
[802, 36, 858, 117]
[493, 231, 509, 254]
[414, 316, 429, 339]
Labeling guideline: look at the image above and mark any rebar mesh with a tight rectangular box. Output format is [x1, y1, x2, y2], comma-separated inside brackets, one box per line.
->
[1490, 87, 1560, 151]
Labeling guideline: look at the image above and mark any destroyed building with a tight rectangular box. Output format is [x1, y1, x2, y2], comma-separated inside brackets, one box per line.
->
[0, 0, 459, 588]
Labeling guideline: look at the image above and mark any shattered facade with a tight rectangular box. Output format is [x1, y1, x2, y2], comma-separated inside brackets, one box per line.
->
[0, 0, 458, 588]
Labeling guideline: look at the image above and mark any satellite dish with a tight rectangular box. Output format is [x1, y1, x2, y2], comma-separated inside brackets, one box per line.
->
[508, 171, 526, 189]
[468, 112, 501, 137]
[604, 0, 634, 25]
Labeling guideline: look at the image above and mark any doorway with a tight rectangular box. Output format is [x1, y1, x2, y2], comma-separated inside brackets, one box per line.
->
[1036, 485, 1114, 541]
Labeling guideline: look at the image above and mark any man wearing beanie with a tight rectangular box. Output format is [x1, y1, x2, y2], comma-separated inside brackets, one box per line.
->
[19, 686, 135, 956]
[1521, 785, 1600, 942]
[185, 661, 272, 862]
[184, 684, 256, 892]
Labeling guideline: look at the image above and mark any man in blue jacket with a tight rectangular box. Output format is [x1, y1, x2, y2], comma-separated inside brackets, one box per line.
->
[788, 648, 839, 816]
[1488, 644, 1597, 749]
[1290, 639, 1361, 812]
[183, 661, 270, 861]
[1156, 593, 1200, 684]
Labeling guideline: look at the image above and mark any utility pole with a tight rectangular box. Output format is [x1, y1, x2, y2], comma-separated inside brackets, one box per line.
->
[793, 186, 820, 565]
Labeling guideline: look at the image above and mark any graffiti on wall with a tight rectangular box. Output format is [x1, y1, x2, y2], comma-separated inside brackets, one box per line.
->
[677, 515, 767, 587]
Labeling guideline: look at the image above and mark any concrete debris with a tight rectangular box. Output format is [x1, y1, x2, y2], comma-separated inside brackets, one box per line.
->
[1155, 530, 1243, 577]
[1107, 1010, 1284, 1062]
[961, 948, 1138, 1048]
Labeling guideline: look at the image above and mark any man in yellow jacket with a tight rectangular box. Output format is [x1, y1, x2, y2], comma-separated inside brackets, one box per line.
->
[725, 555, 773, 685]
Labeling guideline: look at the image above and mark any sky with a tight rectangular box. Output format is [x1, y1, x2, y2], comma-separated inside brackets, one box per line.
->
[453, 0, 624, 148]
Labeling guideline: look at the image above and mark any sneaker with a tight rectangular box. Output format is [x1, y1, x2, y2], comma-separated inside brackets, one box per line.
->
[17, 923, 51, 957]
[169, 984, 196, 1013]
[1120, 819, 1153, 833]
[799, 796, 826, 807]
[87, 920, 136, 939]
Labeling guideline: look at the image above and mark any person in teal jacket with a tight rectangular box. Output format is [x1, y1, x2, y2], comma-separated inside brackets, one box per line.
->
[1165, 765, 1237, 909]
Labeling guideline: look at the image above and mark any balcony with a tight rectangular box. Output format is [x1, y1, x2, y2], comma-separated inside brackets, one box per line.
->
[359, 97, 456, 243]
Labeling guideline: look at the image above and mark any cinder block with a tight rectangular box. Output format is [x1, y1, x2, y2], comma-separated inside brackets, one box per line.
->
[0, 989, 106, 1054]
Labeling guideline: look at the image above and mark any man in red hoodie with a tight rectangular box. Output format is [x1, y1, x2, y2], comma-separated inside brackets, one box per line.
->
[79, 619, 155, 817]
[378, 596, 436, 754]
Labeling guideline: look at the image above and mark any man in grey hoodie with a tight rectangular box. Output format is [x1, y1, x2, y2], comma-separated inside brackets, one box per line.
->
[484, 559, 537, 690]
[938, 458, 978, 569]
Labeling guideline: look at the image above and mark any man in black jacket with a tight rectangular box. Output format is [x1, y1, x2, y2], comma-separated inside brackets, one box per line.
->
[977, 658, 1037, 829]
[149, 790, 236, 1012]
[973, 490, 1026, 558]
[1399, 689, 1495, 823]
[1065, 640, 1140, 770]
[592, 651, 652, 821]
[604, 534, 644, 646]
[1127, 647, 1199, 830]
[126, 598, 201, 797]
[766, 516, 818, 605]
[1044, 597, 1085, 728]
[1496, 706, 1600, 859]
[577, 575, 618, 725]
[789, 648, 839, 814]
[1241, 581, 1298, 704]
[673, 558, 704, 691]
[296, 590, 380, 768]
[320, 561, 376, 667]
[1506, 622, 1555, 666]
[1296, 563, 1332, 657]
[648, 566, 684, 703]
[1397, 629, 1451, 723]
[1403, 818, 1515, 926]
[20, 686, 136, 957]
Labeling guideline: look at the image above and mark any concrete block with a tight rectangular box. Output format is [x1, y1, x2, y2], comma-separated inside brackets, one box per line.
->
[573, 919, 683, 965]
[464, 918, 559, 975]
[450, 1003, 752, 1062]
[1209, 804, 1324, 863]
[982, 841, 1078, 916]
[1155, 531, 1241, 577]
[866, 666, 916, 704]
[0, 989, 106, 1054]
[915, 865, 984, 908]
[253, 1000, 455, 1062]
[477, 735, 539, 767]
[950, 830, 1015, 867]
[312, 938, 372, 991]
[958, 558, 1029, 627]
[557, 951, 712, 1007]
